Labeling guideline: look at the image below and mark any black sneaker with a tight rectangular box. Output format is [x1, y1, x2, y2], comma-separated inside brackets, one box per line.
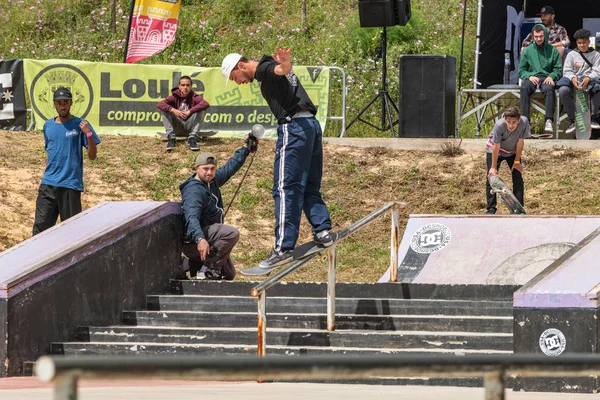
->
[188, 136, 199, 151]
[486, 209, 496, 215]
[166, 136, 176, 152]
[566, 121, 576, 134]
[313, 230, 334, 247]
[258, 248, 293, 268]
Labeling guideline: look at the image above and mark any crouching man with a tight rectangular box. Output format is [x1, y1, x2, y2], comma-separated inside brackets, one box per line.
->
[179, 141, 252, 280]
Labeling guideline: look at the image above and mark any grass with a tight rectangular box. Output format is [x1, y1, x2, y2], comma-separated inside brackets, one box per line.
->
[0, 0, 480, 137]
[2, 131, 600, 282]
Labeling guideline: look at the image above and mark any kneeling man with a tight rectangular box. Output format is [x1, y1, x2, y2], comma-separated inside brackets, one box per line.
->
[180, 141, 251, 280]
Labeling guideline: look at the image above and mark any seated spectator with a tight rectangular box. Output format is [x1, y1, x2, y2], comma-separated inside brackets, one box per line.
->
[157, 75, 209, 153]
[557, 29, 600, 133]
[521, 6, 570, 62]
[518, 24, 562, 133]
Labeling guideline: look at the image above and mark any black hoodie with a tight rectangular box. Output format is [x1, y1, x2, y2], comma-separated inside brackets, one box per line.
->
[179, 146, 250, 243]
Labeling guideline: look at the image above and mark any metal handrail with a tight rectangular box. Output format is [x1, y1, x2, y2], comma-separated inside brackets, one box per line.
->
[251, 201, 406, 356]
[35, 353, 600, 400]
[325, 66, 347, 137]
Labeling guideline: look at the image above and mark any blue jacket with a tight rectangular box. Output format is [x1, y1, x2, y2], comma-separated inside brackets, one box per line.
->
[180, 146, 250, 243]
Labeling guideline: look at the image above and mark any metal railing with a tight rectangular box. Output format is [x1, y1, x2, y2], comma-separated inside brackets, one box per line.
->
[251, 201, 406, 356]
[325, 66, 347, 137]
[35, 353, 600, 400]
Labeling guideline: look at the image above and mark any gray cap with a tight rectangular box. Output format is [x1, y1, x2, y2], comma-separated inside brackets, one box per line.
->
[195, 152, 217, 166]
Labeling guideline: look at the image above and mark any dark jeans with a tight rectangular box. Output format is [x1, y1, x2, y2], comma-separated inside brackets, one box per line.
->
[557, 79, 600, 121]
[32, 184, 82, 235]
[520, 78, 555, 120]
[485, 153, 524, 213]
[182, 223, 239, 280]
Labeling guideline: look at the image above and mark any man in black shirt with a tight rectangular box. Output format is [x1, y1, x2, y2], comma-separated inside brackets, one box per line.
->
[221, 48, 333, 269]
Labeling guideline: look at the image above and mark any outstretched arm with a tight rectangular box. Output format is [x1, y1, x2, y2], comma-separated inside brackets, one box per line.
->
[273, 46, 293, 76]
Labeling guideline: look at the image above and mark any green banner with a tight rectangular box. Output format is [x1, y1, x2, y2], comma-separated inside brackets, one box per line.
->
[23, 59, 330, 137]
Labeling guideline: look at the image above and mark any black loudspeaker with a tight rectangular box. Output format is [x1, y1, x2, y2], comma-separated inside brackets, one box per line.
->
[398, 55, 456, 138]
[358, 0, 411, 27]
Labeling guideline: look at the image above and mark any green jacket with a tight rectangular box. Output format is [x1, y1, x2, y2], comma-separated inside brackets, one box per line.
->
[518, 24, 562, 81]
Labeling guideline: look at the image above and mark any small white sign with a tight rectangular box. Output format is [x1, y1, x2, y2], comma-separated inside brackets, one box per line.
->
[410, 223, 452, 254]
[539, 328, 566, 356]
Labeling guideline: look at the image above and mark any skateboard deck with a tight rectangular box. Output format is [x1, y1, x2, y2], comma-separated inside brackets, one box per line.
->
[529, 133, 553, 139]
[574, 89, 591, 140]
[241, 232, 338, 276]
[489, 175, 526, 214]
[156, 131, 218, 138]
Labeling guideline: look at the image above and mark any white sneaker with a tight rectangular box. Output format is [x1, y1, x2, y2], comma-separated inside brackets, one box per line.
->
[592, 120, 600, 130]
[565, 122, 576, 134]
[544, 119, 553, 133]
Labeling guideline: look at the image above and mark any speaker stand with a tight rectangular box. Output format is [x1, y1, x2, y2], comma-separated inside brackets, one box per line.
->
[345, 26, 399, 137]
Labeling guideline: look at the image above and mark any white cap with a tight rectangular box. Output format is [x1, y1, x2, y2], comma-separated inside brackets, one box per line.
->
[221, 53, 242, 87]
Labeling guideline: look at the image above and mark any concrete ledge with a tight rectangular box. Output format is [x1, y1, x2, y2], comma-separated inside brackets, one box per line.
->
[0, 201, 184, 376]
[324, 137, 600, 151]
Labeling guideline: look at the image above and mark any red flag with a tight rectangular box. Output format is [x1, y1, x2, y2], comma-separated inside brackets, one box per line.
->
[124, 0, 181, 64]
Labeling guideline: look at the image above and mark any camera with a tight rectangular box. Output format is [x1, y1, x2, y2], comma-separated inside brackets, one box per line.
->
[245, 124, 264, 153]
[246, 133, 259, 153]
[205, 245, 219, 261]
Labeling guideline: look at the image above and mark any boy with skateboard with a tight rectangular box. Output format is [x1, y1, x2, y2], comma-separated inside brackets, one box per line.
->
[485, 106, 531, 215]
[557, 29, 600, 137]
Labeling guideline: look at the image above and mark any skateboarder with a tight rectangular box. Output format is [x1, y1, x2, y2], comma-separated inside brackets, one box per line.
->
[179, 140, 253, 280]
[557, 28, 600, 134]
[157, 75, 209, 152]
[221, 47, 334, 269]
[485, 106, 532, 215]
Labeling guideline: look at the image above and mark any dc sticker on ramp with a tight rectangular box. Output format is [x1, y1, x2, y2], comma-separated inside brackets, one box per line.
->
[410, 223, 451, 254]
[539, 328, 566, 356]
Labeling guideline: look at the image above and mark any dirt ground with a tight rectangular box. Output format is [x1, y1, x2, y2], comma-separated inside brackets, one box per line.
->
[1, 130, 600, 281]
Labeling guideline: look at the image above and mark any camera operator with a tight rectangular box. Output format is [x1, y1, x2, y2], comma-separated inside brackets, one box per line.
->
[179, 135, 257, 280]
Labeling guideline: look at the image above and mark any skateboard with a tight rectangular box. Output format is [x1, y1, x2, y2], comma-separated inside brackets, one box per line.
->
[489, 175, 526, 214]
[529, 133, 553, 139]
[156, 131, 218, 138]
[241, 232, 338, 276]
[574, 88, 591, 140]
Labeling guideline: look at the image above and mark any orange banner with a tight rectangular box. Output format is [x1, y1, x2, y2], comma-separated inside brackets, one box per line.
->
[125, 0, 181, 64]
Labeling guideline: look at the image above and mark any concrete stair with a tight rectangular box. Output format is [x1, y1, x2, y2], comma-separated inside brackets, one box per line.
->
[49, 281, 515, 387]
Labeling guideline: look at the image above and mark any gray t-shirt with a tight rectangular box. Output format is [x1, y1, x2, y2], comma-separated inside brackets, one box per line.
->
[485, 116, 531, 156]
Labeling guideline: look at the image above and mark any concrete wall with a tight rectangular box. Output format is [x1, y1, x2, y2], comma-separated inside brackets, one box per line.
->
[0, 202, 183, 376]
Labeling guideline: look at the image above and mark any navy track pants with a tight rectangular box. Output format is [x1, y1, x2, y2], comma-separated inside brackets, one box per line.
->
[273, 116, 332, 250]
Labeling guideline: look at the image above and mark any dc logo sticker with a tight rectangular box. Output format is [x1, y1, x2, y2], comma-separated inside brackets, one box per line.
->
[410, 223, 451, 254]
[29, 64, 93, 121]
[539, 328, 566, 356]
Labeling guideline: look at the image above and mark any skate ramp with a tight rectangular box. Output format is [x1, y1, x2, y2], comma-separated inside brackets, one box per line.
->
[379, 215, 600, 286]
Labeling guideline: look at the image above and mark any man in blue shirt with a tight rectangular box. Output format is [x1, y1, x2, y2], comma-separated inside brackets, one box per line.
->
[32, 87, 101, 235]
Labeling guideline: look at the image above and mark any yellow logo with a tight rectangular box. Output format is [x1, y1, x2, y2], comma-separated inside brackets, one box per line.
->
[29, 64, 93, 121]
